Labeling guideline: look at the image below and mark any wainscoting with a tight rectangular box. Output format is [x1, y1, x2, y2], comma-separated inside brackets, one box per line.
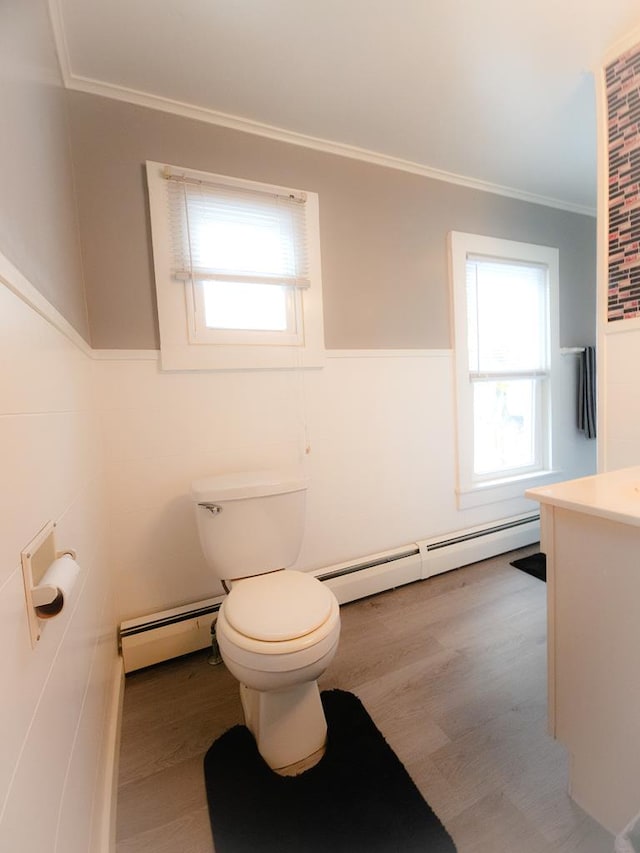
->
[95, 347, 594, 627]
[0, 272, 120, 853]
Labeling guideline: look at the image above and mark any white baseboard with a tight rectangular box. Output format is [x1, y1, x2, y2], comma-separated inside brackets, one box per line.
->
[92, 656, 125, 853]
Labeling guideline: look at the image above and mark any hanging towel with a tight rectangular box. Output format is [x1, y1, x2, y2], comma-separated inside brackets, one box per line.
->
[578, 346, 597, 439]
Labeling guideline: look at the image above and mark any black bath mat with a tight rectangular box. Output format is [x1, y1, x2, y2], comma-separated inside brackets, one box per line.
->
[204, 689, 456, 853]
[511, 552, 546, 582]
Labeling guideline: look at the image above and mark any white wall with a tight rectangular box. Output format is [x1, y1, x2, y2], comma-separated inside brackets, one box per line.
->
[96, 348, 596, 623]
[0, 268, 120, 852]
[601, 324, 640, 471]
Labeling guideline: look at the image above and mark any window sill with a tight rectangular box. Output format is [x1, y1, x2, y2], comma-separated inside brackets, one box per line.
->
[457, 469, 561, 510]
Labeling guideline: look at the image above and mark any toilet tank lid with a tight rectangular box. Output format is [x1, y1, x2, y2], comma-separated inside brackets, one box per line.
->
[191, 470, 309, 502]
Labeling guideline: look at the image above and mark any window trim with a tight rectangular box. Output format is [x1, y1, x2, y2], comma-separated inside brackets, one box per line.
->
[449, 232, 561, 508]
[146, 161, 325, 371]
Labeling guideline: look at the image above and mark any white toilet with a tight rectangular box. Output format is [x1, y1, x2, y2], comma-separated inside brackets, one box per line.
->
[191, 470, 341, 771]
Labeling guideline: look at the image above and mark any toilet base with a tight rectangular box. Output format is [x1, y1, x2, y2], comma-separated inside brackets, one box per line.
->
[240, 680, 327, 771]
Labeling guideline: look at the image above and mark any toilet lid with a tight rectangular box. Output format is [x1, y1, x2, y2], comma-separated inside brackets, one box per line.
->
[223, 571, 334, 642]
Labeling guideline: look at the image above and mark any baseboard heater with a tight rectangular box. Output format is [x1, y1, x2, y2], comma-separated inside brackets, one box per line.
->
[119, 511, 539, 672]
[120, 598, 224, 673]
[419, 511, 540, 578]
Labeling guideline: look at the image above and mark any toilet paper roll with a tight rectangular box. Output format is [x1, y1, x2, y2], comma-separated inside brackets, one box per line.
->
[32, 555, 81, 619]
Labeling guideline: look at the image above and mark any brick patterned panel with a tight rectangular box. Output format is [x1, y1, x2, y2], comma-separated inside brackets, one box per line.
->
[606, 44, 640, 322]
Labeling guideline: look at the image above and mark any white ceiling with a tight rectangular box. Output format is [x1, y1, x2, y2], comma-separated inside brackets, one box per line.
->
[52, 0, 640, 214]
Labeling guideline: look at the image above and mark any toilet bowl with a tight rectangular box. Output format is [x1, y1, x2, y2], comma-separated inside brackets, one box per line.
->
[191, 470, 341, 770]
[217, 570, 340, 768]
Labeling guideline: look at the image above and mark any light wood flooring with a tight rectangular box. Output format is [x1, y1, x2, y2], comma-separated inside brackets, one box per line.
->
[115, 547, 614, 853]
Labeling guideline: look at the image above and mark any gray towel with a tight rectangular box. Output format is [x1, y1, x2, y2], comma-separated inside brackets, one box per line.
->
[578, 346, 596, 439]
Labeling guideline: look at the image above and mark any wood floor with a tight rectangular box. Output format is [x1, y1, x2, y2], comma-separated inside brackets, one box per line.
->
[115, 547, 613, 853]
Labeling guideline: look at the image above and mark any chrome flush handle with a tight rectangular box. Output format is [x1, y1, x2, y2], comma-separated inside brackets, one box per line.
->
[198, 502, 223, 515]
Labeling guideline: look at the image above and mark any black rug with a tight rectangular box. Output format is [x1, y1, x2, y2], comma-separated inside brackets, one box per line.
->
[510, 552, 546, 582]
[204, 689, 456, 853]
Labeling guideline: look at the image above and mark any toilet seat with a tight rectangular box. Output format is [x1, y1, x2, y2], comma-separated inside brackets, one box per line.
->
[217, 571, 340, 673]
[224, 570, 334, 641]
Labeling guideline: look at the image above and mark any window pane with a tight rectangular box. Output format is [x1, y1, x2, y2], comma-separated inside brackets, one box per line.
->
[194, 215, 287, 277]
[466, 260, 547, 372]
[202, 281, 290, 331]
[473, 379, 537, 476]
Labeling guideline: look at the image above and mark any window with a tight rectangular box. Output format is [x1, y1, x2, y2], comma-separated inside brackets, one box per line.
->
[450, 233, 560, 508]
[146, 161, 325, 370]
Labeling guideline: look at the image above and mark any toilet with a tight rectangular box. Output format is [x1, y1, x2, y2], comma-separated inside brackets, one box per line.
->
[191, 470, 341, 771]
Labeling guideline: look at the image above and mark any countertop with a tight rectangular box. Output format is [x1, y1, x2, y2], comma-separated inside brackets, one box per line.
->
[526, 465, 640, 528]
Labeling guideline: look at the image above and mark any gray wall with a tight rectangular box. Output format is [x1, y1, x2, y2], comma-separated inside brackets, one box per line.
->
[67, 92, 596, 351]
[0, 0, 88, 339]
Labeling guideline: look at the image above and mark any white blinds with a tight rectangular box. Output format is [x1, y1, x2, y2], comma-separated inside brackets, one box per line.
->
[465, 256, 548, 374]
[165, 171, 310, 288]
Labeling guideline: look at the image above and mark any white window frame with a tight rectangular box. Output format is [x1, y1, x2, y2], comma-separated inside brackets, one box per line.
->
[146, 161, 325, 371]
[449, 232, 561, 509]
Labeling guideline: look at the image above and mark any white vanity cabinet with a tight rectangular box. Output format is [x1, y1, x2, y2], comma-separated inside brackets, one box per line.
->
[528, 466, 640, 835]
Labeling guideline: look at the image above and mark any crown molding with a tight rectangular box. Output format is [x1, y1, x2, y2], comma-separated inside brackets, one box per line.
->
[47, 1, 595, 218]
[61, 74, 594, 218]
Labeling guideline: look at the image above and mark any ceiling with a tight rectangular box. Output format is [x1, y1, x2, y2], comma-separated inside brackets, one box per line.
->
[51, 0, 640, 214]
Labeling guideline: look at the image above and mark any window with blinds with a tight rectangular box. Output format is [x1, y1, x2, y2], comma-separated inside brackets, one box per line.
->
[146, 161, 325, 371]
[165, 169, 309, 343]
[449, 232, 559, 507]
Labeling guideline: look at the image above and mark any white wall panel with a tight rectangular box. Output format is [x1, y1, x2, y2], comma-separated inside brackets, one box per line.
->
[0, 280, 118, 853]
[602, 329, 640, 470]
[97, 348, 596, 623]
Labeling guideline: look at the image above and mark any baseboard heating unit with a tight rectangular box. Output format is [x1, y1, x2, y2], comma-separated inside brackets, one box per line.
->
[120, 598, 224, 673]
[119, 511, 539, 672]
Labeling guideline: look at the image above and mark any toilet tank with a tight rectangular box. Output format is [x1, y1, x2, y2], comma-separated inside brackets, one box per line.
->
[191, 470, 308, 580]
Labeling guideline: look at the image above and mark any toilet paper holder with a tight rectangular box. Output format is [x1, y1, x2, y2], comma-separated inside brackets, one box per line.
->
[21, 521, 80, 647]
